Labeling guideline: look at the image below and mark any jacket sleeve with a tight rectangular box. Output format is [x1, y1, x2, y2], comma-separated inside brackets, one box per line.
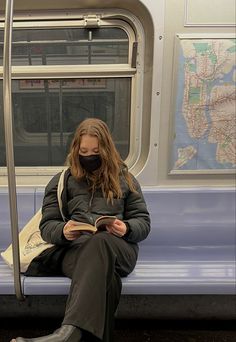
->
[39, 173, 69, 246]
[123, 175, 151, 243]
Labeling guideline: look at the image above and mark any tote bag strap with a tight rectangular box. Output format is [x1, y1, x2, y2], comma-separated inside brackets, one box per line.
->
[57, 168, 67, 222]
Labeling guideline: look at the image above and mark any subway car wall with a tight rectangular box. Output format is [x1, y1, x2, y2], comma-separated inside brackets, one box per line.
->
[0, 0, 235, 186]
[0, 0, 235, 325]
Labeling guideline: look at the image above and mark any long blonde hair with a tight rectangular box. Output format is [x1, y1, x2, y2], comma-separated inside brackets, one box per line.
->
[66, 118, 136, 201]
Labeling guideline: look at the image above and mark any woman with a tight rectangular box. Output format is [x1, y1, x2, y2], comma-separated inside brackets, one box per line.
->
[13, 118, 150, 342]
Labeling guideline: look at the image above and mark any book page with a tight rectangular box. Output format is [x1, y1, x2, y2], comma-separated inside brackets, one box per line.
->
[68, 222, 97, 233]
[95, 216, 116, 230]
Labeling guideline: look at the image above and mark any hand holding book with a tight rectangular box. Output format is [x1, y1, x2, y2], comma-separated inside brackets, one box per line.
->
[63, 216, 117, 240]
[105, 219, 128, 237]
[63, 216, 127, 240]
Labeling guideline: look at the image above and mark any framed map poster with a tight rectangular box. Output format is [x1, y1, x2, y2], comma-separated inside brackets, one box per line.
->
[170, 34, 236, 174]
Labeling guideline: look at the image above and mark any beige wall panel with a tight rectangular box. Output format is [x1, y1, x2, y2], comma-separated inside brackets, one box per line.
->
[185, 0, 236, 26]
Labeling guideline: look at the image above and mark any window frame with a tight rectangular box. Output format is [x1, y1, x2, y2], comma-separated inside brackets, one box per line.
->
[0, 12, 145, 180]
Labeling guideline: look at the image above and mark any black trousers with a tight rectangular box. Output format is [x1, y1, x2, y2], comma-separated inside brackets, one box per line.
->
[61, 232, 138, 341]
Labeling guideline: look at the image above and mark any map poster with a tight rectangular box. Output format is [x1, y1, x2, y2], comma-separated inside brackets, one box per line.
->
[170, 34, 236, 174]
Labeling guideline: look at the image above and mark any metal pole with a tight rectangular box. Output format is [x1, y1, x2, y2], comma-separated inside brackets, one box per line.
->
[3, 0, 24, 300]
[44, 79, 52, 165]
[59, 80, 64, 151]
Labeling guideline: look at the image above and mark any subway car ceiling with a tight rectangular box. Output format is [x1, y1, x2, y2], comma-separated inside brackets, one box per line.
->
[0, 0, 235, 186]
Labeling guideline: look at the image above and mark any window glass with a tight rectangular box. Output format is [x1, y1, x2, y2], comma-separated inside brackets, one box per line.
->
[0, 78, 131, 166]
[0, 27, 129, 66]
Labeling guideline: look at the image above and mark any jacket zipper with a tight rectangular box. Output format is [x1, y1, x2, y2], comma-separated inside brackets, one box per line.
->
[87, 186, 95, 224]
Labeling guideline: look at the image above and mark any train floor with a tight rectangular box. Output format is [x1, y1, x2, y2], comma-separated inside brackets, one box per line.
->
[0, 319, 235, 342]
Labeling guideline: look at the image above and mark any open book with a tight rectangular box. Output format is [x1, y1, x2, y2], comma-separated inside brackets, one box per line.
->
[68, 216, 117, 234]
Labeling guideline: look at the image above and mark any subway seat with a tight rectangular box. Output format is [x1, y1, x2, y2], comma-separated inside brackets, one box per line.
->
[0, 188, 235, 296]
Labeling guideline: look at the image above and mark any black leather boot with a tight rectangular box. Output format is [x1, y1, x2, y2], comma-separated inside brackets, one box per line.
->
[12, 324, 83, 342]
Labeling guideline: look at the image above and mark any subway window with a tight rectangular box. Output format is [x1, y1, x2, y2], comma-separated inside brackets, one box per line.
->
[0, 15, 141, 169]
[9, 78, 131, 166]
[10, 27, 129, 66]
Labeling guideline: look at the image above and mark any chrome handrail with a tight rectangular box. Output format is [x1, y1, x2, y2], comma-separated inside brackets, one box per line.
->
[3, 0, 24, 300]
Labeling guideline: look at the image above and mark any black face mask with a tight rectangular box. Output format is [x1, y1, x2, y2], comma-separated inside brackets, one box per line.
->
[79, 154, 102, 173]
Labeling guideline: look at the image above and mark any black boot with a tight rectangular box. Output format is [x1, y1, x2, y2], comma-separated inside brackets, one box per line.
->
[12, 324, 83, 342]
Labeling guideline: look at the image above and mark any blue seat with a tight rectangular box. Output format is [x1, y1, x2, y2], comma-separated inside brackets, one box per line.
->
[0, 188, 235, 296]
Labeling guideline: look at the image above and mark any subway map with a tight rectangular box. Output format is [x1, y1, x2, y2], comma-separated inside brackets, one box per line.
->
[172, 38, 236, 172]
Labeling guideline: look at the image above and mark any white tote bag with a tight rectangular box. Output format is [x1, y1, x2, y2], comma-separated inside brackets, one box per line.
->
[1, 169, 67, 273]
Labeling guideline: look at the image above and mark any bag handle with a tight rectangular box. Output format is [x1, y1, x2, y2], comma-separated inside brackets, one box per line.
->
[57, 168, 67, 222]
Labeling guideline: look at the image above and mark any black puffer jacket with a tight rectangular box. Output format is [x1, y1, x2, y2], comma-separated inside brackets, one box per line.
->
[40, 169, 150, 247]
[25, 169, 150, 276]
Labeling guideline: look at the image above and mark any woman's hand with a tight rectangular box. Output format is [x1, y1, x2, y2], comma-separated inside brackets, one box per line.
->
[63, 220, 82, 241]
[106, 219, 127, 237]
